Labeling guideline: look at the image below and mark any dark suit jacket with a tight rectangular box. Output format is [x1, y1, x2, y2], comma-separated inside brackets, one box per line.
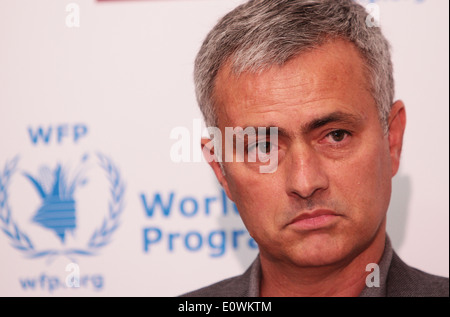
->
[182, 251, 449, 297]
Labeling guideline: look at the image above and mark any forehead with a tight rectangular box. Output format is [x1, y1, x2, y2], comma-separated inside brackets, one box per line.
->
[213, 39, 374, 128]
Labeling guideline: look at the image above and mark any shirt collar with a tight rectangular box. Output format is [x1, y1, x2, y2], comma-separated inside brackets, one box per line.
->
[359, 235, 393, 297]
[247, 235, 393, 297]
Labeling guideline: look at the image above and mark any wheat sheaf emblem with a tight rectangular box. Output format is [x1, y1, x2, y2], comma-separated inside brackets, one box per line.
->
[23, 162, 87, 243]
[0, 153, 125, 260]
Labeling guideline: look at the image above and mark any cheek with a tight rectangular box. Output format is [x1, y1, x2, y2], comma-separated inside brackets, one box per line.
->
[332, 141, 392, 224]
[224, 167, 281, 234]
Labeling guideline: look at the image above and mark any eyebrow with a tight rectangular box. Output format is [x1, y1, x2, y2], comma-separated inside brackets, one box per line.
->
[240, 111, 363, 139]
[302, 111, 363, 134]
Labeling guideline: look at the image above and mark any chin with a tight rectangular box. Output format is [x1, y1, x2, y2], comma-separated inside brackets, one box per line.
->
[288, 248, 347, 268]
[283, 233, 357, 268]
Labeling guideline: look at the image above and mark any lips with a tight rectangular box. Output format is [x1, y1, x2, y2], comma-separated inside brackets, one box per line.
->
[288, 209, 340, 231]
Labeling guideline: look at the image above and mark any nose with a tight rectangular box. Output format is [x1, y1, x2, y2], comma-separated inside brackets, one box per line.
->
[286, 144, 329, 199]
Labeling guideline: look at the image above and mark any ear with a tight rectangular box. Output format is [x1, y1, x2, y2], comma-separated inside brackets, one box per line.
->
[387, 100, 407, 177]
[201, 138, 233, 199]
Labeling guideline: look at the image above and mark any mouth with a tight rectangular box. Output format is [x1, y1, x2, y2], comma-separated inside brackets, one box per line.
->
[287, 209, 341, 231]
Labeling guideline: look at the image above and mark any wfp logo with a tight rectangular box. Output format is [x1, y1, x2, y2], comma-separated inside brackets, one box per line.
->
[24, 163, 84, 243]
[0, 153, 125, 260]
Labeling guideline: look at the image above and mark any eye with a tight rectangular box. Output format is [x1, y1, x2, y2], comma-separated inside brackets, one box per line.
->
[248, 141, 273, 154]
[247, 141, 276, 162]
[324, 130, 351, 144]
[256, 141, 273, 154]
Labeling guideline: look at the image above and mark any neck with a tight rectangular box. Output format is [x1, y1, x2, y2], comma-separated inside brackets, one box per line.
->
[259, 230, 386, 297]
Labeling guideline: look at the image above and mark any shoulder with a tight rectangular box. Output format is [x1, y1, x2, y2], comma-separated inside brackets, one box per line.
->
[387, 252, 449, 297]
[180, 274, 249, 297]
[180, 258, 258, 297]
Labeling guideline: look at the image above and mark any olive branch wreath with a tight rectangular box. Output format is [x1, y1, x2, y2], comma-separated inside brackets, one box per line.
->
[0, 153, 125, 260]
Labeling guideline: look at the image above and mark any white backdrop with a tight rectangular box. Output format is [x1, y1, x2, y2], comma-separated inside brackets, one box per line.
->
[0, 0, 448, 296]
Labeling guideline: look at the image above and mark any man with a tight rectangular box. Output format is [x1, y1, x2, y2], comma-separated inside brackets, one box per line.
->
[183, 0, 449, 297]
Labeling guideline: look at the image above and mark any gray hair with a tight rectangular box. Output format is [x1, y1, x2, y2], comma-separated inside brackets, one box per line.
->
[194, 0, 395, 131]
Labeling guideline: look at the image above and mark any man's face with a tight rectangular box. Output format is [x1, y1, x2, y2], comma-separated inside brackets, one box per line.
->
[207, 39, 405, 267]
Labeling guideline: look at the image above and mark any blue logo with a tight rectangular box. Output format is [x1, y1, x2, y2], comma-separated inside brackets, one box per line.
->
[24, 162, 87, 243]
[0, 153, 125, 261]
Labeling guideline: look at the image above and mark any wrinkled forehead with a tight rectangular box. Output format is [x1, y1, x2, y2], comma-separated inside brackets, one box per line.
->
[212, 39, 373, 127]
